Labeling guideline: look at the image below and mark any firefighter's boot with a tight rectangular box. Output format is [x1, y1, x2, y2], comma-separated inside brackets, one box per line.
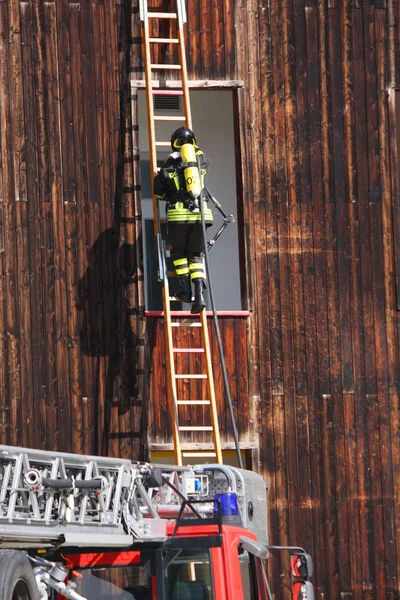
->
[176, 274, 192, 303]
[191, 279, 206, 314]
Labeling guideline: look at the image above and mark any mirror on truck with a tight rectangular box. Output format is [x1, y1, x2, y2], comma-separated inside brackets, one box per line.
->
[291, 553, 315, 600]
[292, 581, 315, 600]
[291, 553, 313, 579]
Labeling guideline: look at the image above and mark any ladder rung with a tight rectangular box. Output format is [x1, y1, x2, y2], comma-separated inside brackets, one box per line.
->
[179, 426, 214, 432]
[152, 90, 184, 96]
[177, 400, 211, 405]
[151, 64, 182, 70]
[147, 12, 177, 19]
[182, 452, 217, 458]
[175, 374, 207, 379]
[171, 322, 202, 327]
[173, 348, 205, 353]
[154, 116, 185, 122]
[156, 141, 173, 147]
[149, 38, 179, 44]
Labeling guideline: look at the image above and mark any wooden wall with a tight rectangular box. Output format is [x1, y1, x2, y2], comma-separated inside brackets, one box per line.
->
[234, 1, 400, 599]
[0, 0, 399, 598]
[146, 314, 253, 451]
[136, 0, 400, 598]
[0, 0, 147, 459]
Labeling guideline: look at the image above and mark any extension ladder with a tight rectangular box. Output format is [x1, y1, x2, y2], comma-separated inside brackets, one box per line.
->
[139, 0, 223, 466]
[0, 445, 265, 547]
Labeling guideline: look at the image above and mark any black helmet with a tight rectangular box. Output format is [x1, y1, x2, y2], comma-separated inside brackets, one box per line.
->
[170, 126, 196, 150]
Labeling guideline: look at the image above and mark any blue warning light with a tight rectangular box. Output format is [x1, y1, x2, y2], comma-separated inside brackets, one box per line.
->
[213, 492, 239, 517]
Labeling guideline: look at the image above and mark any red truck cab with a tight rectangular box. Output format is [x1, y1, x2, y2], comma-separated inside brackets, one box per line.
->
[63, 510, 313, 600]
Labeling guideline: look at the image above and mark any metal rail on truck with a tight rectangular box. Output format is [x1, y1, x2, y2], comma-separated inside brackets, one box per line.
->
[0, 445, 268, 548]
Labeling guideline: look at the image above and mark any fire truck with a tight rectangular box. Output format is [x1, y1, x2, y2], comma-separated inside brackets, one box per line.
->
[0, 444, 314, 599]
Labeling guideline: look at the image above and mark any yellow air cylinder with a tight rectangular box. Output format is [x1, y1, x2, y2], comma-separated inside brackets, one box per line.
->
[180, 142, 202, 200]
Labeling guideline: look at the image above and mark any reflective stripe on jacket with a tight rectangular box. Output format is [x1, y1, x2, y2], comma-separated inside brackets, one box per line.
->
[167, 200, 213, 224]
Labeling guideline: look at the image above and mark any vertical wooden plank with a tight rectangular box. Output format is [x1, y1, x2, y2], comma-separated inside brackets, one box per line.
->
[70, 4, 93, 414]
[283, 2, 308, 399]
[366, 392, 387, 599]
[211, 0, 225, 78]
[352, 9, 376, 596]
[0, 4, 22, 446]
[365, 1, 382, 203]
[273, 2, 301, 566]
[81, 0, 105, 458]
[294, 5, 327, 594]
[303, 6, 332, 596]
[329, 6, 353, 393]
[265, 1, 284, 398]
[10, 2, 33, 448]
[41, 200, 58, 450]
[20, 2, 46, 435]
[394, 0, 400, 88]
[55, 0, 82, 454]
[375, 10, 399, 593]
[342, 0, 358, 205]
[223, 0, 235, 79]
[319, 1, 335, 205]
[376, 10, 400, 392]
[388, 90, 400, 309]
[235, 318, 250, 442]
[343, 392, 362, 600]
[389, 392, 400, 586]
[44, 2, 71, 451]
[186, 0, 201, 78]
[199, 0, 211, 79]
[0, 6, 4, 442]
[104, 0, 119, 205]
[272, 394, 291, 599]
[320, 394, 340, 599]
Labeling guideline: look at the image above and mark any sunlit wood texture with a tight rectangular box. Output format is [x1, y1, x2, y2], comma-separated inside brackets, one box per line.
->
[0, 0, 146, 459]
[142, 0, 400, 598]
[0, 0, 400, 597]
[147, 314, 251, 450]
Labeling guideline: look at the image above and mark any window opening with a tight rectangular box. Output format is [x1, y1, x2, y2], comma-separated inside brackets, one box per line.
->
[138, 89, 242, 311]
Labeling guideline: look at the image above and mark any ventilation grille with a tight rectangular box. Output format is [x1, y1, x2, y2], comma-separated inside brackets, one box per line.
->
[154, 95, 181, 111]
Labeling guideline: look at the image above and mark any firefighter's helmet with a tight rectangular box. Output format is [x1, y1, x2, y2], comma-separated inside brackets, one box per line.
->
[171, 126, 196, 150]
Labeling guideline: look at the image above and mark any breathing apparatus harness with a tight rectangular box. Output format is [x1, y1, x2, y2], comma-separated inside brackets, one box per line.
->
[166, 142, 235, 249]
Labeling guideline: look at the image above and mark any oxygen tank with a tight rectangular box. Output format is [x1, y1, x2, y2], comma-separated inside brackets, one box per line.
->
[180, 142, 202, 201]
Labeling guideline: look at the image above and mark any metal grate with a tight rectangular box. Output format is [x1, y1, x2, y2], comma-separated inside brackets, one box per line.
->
[154, 95, 181, 111]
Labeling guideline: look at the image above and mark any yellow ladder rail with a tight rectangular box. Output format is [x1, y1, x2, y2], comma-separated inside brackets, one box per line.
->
[140, 0, 222, 466]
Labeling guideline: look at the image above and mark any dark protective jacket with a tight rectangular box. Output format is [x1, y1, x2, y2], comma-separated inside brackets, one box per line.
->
[154, 148, 213, 225]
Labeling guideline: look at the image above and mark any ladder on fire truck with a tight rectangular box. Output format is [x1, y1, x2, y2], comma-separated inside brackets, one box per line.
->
[0, 445, 265, 547]
[139, 0, 222, 466]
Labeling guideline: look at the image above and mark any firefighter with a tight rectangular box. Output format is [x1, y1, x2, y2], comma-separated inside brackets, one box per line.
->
[154, 126, 213, 314]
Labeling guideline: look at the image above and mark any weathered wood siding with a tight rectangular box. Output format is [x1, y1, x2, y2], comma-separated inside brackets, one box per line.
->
[136, 0, 400, 598]
[0, 0, 146, 459]
[0, 0, 399, 598]
[234, 1, 400, 599]
[147, 314, 253, 449]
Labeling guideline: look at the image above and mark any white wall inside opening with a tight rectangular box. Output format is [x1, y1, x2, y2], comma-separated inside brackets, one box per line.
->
[138, 89, 241, 311]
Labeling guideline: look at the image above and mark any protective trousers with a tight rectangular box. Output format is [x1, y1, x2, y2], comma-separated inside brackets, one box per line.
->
[169, 222, 206, 282]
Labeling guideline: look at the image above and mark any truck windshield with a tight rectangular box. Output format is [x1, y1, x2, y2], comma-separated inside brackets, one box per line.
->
[167, 549, 214, 600]
[68, 564, 151, 599]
